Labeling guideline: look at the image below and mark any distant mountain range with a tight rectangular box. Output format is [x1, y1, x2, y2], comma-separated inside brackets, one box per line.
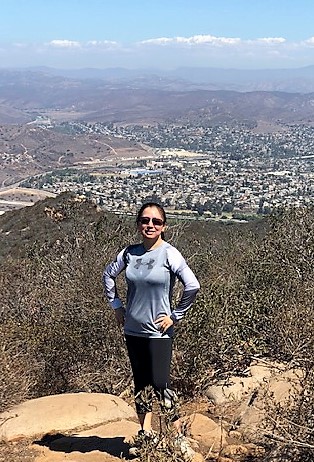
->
[16, 64, 314, 93]
[1, 66, 314, 126]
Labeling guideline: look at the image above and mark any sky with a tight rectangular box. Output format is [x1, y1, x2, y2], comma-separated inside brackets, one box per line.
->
[1, 0, 314, 70]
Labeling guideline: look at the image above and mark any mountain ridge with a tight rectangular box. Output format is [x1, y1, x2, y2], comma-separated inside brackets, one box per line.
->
[1, 68, 314, 126]
[9, 64, 314, 93]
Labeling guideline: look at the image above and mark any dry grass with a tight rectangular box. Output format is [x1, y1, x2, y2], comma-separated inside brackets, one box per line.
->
[0, 198, 313, 461]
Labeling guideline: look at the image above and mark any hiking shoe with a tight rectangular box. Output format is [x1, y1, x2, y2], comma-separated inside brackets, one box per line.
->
[129, 429, 159, 457]
[174, 434, 196, 461]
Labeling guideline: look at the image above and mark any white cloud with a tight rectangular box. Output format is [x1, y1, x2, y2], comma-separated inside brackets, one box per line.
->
[134, 34, 294, 67]
[49, 40, 81, 48]
[304, 37, 314, 46]
[2, 34, 314, 69]
[257, 37, 286, 44]
[46, 39, 120, 52]
[140, 37, 173, 45]
[139, 34, 291, 50]
[87, 40, 119, 47]
[140, 34, 241, 46]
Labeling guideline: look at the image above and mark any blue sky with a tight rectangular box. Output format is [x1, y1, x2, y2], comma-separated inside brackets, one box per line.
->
[1, 0, 314, 69]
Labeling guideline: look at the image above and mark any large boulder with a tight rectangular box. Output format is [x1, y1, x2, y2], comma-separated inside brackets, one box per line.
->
[0, 393, 137, 441]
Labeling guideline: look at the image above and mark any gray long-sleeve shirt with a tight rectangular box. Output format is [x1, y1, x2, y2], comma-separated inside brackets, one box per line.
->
[103, 241, 200, 338]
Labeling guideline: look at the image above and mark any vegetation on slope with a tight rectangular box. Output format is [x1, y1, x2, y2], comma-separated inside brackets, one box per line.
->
[0, 194, 313, 461]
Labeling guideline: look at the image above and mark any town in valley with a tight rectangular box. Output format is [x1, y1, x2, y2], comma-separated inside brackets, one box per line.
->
[1, 118, 313, 219]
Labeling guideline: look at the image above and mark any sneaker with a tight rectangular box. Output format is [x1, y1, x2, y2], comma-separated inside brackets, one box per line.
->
[174, 434, 196, 461]
[129, 429, 159, 457]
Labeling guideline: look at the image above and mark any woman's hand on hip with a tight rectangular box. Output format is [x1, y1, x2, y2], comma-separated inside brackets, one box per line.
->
[155, 315, 174, 333]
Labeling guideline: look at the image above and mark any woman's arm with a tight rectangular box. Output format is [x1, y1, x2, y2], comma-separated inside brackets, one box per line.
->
[102, 247, 127, 309]
[167, 246, 200, 323]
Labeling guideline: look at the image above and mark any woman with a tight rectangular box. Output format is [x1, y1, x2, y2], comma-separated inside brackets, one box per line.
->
[103, 202, 200, 459]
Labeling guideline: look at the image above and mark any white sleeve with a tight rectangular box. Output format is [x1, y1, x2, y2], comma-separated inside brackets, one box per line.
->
[167, 246, 200, 322]
[102, 247, 127, 309]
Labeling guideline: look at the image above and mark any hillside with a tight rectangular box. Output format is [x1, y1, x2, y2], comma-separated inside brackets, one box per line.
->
[0, 123, 149, 186]
[0, 192, 266, 259]
[1, 69, 314, 127]
[0, 195, 313, 461]
[0, 193, 103, 258]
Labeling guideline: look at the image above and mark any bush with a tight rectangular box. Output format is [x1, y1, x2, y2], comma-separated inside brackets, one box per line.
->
[0, 197, 313, 461]
[0, 199, 135, 400]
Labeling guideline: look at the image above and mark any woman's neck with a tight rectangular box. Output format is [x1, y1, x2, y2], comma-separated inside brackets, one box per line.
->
[143, 237, 164, 251]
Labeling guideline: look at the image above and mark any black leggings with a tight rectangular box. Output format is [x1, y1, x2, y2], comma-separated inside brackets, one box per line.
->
[125, 335, 174, 414]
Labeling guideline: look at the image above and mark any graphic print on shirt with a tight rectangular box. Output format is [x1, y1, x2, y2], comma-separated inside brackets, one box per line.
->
[134, 258, 155, 269]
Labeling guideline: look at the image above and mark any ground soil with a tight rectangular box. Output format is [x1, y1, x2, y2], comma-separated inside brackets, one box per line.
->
[0, 438, 39, 462]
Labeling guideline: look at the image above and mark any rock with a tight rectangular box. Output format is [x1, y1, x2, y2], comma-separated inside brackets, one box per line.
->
[249, 363, 276, 380]
[231, 400, 265, 438]
[267, 368, 303, 405]
[0, 363, 305, 461]
[206, 376, 258, 404]
[203, 360, 305, 446]
[0, 393, 137, 441]
[206, 361, 303, 407]
[189, 413, 227, 451]
[219, 365, 304, 439]
[32, 419, 139, 462]
[191, 453, 205, 462]
[34, 450, 119, 461]
[221, 443, 265, 457]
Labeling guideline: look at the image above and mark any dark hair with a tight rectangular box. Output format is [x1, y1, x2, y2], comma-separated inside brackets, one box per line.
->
[136, 202, 167, 240]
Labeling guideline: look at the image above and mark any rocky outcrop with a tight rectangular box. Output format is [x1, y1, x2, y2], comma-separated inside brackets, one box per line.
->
[0, 361, 303, 461]
[0, 393, 137, 441]
[206, 361, 303, 439]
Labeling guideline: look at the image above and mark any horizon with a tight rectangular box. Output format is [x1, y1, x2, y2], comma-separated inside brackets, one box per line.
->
[1, 0, 314, 70]
[3, 63, 314, 72]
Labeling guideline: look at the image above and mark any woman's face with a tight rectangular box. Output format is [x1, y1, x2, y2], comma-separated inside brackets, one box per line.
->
[137, 206, 166, 241]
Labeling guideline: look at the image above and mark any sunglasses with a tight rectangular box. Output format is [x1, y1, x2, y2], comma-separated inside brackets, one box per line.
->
[138, 216, 164, 226]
